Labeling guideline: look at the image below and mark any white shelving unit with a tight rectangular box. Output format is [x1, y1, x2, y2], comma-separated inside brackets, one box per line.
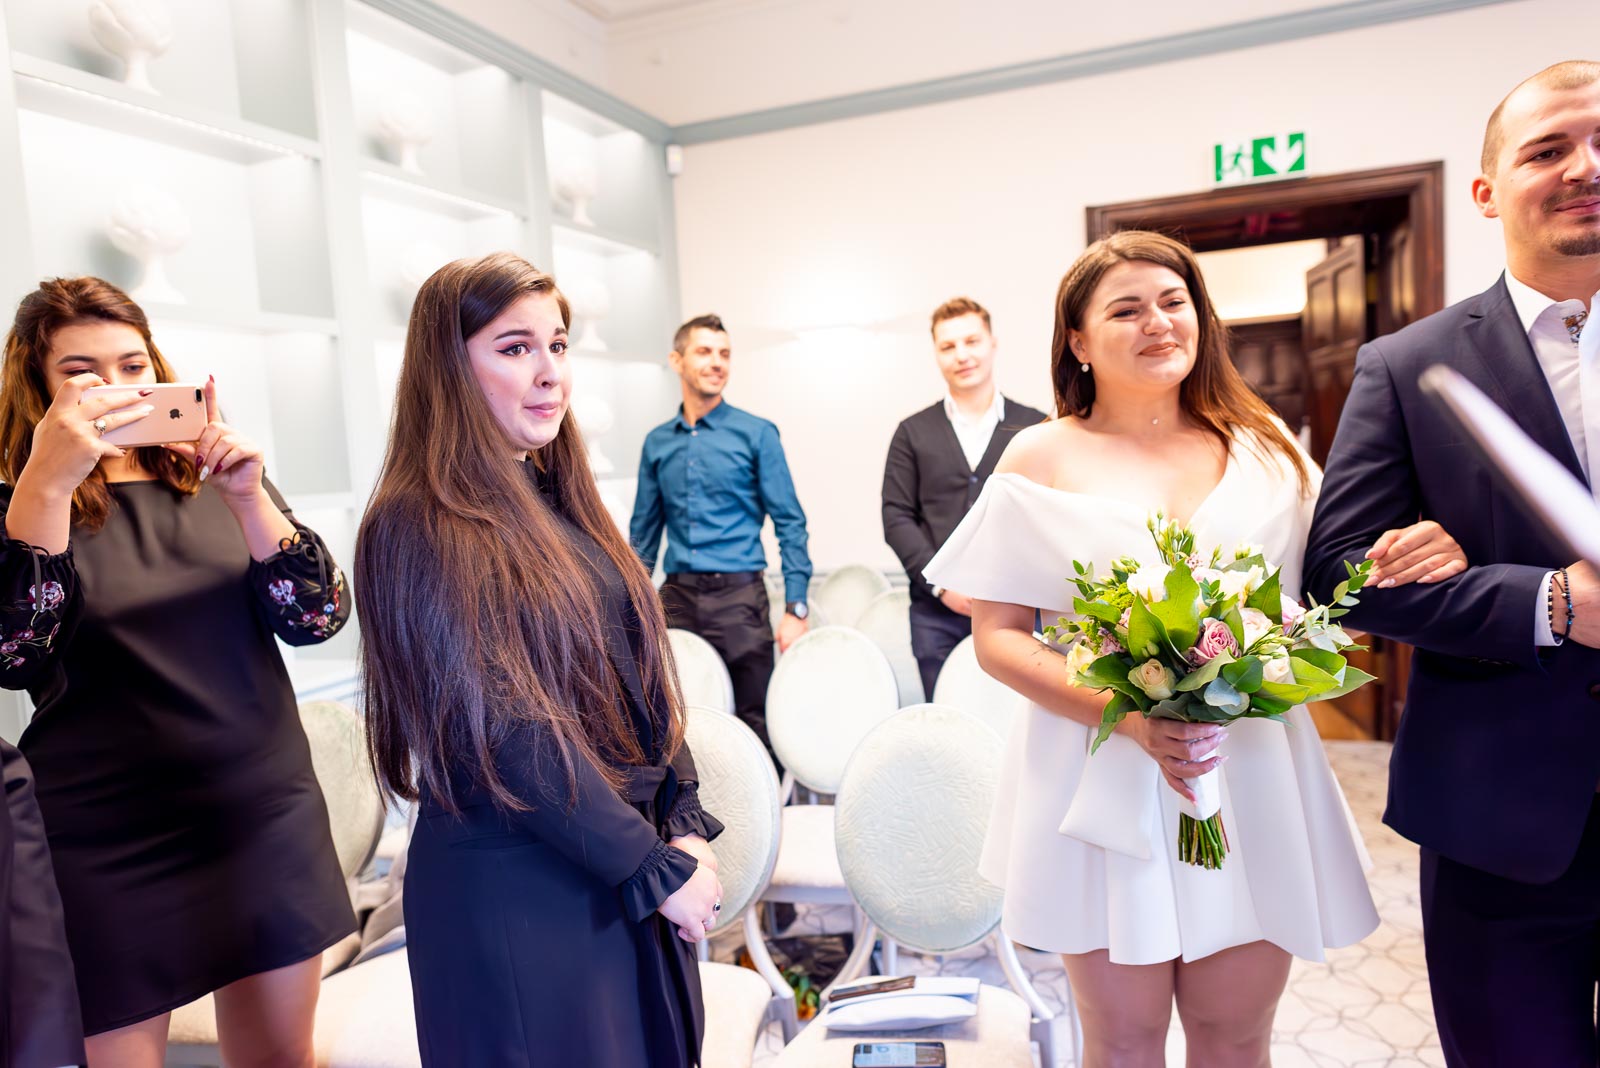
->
[0, 0, 682, 730]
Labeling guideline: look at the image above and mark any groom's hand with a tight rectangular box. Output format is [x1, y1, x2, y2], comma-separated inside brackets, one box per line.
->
[1561, 561, 1599, 648]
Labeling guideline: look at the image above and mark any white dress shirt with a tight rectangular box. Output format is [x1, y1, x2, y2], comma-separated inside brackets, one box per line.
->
[1503, 272, 1599, 645]
[943, 389, 1006, 471]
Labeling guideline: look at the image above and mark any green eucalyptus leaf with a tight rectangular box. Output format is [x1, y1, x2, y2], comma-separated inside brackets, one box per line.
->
[1090, 691, 1137, 753]
[1074, 598, 1122, 625]
[1316, 665, 1378, 702]
[1204, 675, 1249, 715]
[1175, 651, 1233, 692]
[1222, 656, 1266, 693]
[1258, 679, 1315, 704]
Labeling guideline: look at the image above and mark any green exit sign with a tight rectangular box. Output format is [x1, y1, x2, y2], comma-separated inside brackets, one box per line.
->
[1214, 133, 1307, 184]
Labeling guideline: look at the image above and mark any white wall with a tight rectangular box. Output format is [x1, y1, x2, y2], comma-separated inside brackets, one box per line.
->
[672, 0, 1581, 574]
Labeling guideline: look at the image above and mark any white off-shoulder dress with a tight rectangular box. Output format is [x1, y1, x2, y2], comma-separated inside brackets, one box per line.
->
[923, 437, 1379, 965]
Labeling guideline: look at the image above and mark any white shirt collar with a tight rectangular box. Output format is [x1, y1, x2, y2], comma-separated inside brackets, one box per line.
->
[943, 389, 1005, 426]
[1504, 270, 1592, 336]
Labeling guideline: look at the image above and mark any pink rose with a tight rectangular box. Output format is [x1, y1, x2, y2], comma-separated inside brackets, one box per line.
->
[1280, 594, 1307, 628]
[1189, 618, 1240, 664]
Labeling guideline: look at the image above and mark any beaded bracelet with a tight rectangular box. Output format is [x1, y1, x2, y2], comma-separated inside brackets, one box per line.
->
[1551, 567, 1575, 644]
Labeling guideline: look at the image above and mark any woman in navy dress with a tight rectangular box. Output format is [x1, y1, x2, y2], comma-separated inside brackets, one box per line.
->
[357, 252, 724, 1066]
[0, 277, 354, 1065]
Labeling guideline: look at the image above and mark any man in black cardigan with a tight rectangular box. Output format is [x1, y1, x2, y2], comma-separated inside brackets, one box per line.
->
[882, 297, 1048, 698]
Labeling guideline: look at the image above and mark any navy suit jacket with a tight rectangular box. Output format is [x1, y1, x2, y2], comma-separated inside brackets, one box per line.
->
[1304, 276, 1600, 884]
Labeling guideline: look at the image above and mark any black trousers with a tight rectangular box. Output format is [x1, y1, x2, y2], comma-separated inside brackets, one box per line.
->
[1421, 795, 1600, 1067]
[660, 573, 780, 774]
[909, 597, 972, 701]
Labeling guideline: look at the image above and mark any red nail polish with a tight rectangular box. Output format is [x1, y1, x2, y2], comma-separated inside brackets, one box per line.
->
[139, 388, 154, 396]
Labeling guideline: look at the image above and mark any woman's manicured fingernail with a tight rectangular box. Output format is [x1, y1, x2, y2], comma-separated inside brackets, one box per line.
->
[139, 388, 154, 396]
[1378, 578, 1396, 589]
[199, 466, 210, 482]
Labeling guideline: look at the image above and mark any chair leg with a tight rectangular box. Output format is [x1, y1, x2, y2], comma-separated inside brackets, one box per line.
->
[882, 937, 898, 975]
[744, 907, 799, 1041]
[995, 930, 1067, 1065]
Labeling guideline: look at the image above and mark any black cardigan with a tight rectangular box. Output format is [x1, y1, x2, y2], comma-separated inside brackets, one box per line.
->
[881, 396, 1049, 607]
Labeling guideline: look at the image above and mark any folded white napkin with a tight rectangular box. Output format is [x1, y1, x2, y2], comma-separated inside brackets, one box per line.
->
[820, 976, 981, 1032]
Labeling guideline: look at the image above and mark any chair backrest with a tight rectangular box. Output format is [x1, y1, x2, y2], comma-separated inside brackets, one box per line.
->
[931, 635, 1029, 741]
[667, 628, 736, 716]
[682, 705, 782, 925]
[765, 626, 899, 794]
[811, 565, 891, 628]
[299, 700, 386, 882]
[833, 704, 1004, 954]
[767, 571, 828, 633]
[854, 587, 924, 707]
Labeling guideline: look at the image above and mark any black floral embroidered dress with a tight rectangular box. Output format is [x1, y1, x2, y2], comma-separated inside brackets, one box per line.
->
[1, 479, 356, 1035]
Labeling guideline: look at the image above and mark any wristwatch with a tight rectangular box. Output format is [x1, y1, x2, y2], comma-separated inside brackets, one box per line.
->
[785, 601, 809, 620]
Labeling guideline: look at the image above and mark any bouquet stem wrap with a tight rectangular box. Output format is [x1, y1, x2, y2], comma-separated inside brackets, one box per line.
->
[1176, 769, 1229, 869]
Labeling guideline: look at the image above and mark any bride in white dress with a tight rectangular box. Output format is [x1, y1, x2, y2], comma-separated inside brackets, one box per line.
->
[924, 230, 1467, 1066]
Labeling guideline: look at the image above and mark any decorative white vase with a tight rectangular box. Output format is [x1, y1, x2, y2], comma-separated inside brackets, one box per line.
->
[106, 186, 190, 305]
[375, 89, 434, 174]
[572, 389, 616, 476]
[88, 0, 174, 95]
[550, 154, 599, 227]
[563, 274, 611, 352]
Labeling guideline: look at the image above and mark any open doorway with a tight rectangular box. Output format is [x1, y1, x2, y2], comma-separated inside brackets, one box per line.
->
[1086, 161, 1445, 741]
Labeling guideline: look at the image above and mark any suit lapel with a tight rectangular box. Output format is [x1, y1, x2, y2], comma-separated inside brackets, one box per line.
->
[1461, 277, 1588, 486]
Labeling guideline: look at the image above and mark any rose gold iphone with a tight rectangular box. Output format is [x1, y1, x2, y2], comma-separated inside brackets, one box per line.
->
[86, 383, 208, 447]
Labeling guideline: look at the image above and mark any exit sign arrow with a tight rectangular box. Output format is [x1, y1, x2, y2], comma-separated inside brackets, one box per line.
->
[1214, 132, 1307, 184]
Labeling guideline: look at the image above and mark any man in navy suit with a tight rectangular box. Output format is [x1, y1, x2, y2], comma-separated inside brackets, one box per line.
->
[1305, 61, 1600, 1066]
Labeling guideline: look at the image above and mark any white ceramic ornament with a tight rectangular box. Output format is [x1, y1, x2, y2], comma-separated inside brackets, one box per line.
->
[375, 89, 434, 174]
[562, 274, 611, 352]
[549, 153, 599, 227]
[106, 186, 190, 305]
[88, 0, 174, 94]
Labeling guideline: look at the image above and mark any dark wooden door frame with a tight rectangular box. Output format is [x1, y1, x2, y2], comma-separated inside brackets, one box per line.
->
[1085, 161, 1445, 318]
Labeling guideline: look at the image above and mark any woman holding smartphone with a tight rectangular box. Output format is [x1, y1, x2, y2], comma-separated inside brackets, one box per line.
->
[356, 251, 723, 1066]
[0, 277, 354, 1066]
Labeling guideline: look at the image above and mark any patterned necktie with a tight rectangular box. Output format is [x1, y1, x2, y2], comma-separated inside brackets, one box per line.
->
[1564, 310, 1587, 346]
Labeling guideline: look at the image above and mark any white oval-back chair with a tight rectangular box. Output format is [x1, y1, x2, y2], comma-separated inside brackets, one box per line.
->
[810, 565, 890, 629]
[931, 635, 1030, 742]
[816, 704, 1072, 1068]
[668, 627, 736, 716]
[682, 704, 800, 1059]
[855, 586, 924, 707]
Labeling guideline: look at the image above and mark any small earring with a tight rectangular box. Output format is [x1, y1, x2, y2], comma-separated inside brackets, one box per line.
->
[1080, 362, 1091, 373]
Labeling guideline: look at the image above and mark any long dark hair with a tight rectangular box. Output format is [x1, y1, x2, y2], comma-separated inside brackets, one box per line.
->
[355, 251, 685, 813]
[1049, 230, 1310, 493]
[0, 277, 200, 528]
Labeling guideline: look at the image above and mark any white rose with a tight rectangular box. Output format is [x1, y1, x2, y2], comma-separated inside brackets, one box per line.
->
[1126, 563, 1172, 602]
[1263, 655, 1295, 685]
[1239, 607, 1273, 649]
[1063, 641, 1097, 683]
[1129, 658, 1176, 701]
[1218, 565, 1265, 601]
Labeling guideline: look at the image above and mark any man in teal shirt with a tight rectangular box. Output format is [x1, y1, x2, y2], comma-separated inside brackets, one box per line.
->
[631, 314, 812, 770]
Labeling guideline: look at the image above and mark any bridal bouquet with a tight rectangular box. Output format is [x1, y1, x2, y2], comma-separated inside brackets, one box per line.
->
[1046, 515, 1376, 869]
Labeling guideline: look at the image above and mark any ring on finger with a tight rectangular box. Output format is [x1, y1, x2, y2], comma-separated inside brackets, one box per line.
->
[92, 417, 108, 436]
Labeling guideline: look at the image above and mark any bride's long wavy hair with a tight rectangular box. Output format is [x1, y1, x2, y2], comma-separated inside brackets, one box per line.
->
[1049, 230, 1310, 494]
[356, 252, 684, 813]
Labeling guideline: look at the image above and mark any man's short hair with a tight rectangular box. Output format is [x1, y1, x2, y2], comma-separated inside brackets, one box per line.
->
[1481, 60, 1600, 173]
[930, 297, 991, 338]
[673, 314, 727, 354]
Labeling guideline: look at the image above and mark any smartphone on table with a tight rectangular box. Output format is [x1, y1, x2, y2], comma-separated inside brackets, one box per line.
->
[851, 1041, 947, 1067]
[85, 383, 207, 447]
